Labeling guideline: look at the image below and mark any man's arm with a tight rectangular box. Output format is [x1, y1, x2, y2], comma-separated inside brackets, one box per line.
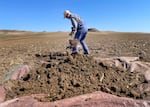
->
[69, 18, 77, 36]
[71, 18, 77, 31]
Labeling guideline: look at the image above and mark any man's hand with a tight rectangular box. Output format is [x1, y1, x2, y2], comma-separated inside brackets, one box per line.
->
[69, 31, 75, 36]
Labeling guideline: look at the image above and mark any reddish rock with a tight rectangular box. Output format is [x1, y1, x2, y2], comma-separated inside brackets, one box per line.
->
[5, 65, 31, 81]
[0, 86, 6, 103]
[0, 91, 149, 107]
[94, 57, 150, 82]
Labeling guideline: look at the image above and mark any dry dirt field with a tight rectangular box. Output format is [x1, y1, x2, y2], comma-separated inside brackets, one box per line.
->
[0, 30, 150, 102]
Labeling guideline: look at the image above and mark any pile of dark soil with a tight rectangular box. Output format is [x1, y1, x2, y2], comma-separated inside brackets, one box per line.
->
[5, 52, 148, 102]
[88, 28, 100, 32]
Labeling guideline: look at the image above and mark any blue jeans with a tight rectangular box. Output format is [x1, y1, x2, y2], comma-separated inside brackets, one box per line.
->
[72, 28, 89, 53]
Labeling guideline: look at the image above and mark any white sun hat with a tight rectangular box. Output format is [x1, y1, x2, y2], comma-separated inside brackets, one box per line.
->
[64, 10, 71, 18]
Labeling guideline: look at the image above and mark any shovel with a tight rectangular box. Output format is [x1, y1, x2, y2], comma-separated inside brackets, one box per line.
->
[66, 36, 79, 50]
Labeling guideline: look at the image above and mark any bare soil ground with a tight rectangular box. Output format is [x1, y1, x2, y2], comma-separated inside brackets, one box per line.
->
[0, 30, 150, 102]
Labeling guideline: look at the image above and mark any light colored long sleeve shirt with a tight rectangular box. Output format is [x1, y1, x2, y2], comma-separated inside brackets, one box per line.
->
[70, 14, 84, 31]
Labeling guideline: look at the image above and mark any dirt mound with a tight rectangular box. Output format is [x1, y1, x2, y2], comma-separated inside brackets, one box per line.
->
[88, 28, 100, 32]
[4, 52, 148, 102]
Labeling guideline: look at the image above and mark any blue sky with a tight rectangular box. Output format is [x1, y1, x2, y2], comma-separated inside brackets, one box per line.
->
[0, 0, 150, 32]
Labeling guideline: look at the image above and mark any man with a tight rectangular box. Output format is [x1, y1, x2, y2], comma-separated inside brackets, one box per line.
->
[64, 10, 89, 54]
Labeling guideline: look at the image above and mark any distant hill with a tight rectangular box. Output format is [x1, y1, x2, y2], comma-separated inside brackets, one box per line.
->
[88, 28, 100, 32]
[0, 30, 29, 32]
